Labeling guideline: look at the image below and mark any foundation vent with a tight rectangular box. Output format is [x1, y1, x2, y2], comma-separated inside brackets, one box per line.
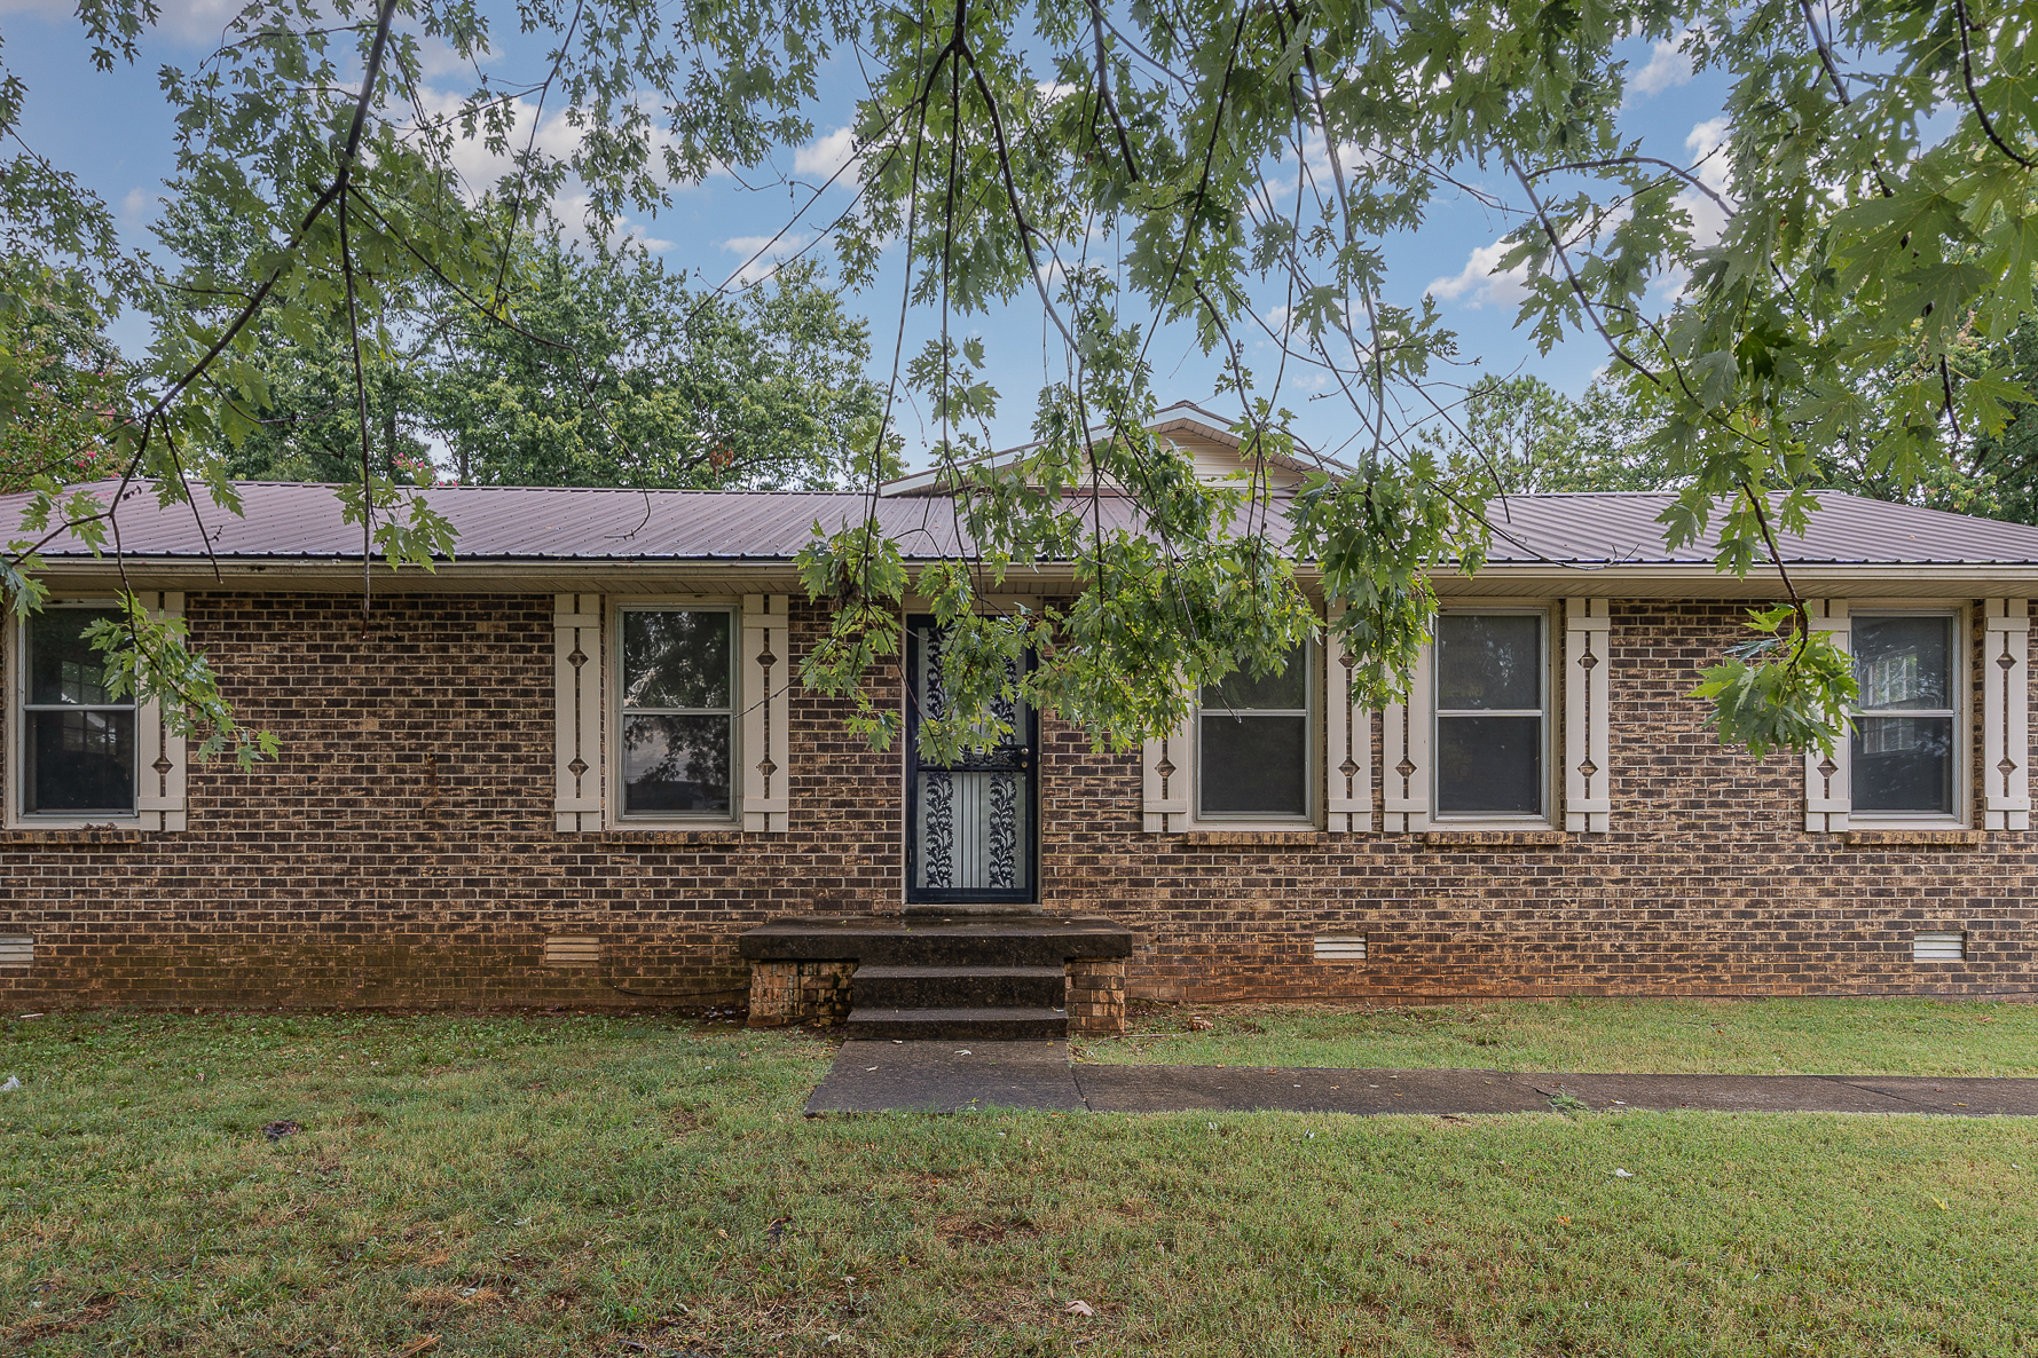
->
[0, 935, 30, 968]
[1913, 931, 1967, 962]
[542, 936, 602, 969]
[1314, 934, 1369, 962]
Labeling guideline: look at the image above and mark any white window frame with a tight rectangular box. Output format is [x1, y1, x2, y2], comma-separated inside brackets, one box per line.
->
[1843, 605, 1969, 830]
[9, 599, 139, 826]
[1191, 639, 1321, 828]
[608, 599, 743, 827]
[1428, 606, 1556, 829]
[6, 594, 186, 832]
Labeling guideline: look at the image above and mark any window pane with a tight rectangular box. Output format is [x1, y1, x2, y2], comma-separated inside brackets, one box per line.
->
[1199, 714, 1308, 817]
[28, 609, 122, 706]
[25, 709, 135, 813]
[621, 714, 732, 815]
[1436, 715, 1542, 815]
[1200, 644, 1308, 712]
[1437, 614, 1541, 710]
[1853, 616, 1952, 711]
[1853, 715, 1955, 814]
[623, 610, 731, 710]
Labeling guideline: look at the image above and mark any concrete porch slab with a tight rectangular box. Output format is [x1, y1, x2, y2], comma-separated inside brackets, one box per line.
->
[806, 1039, 1086, 1114]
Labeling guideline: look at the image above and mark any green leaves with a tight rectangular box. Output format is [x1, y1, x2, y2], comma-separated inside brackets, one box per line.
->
[86, 592, 278, 768]
[797, 519, 910, 750]
[6, 0, 2038, 766]
[1291, 454, 1486, 710]
[1692, 606, 1856, 759]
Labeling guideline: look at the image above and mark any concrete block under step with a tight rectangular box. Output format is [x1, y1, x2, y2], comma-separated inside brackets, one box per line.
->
[852, 963, 1066, 1010]
[844, 1005, 1069, 1041]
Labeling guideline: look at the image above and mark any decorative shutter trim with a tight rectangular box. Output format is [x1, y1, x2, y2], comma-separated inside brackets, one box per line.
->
[1141, 705, 1193, 833]
[1563, 598, 1611, 833]
[1324, 624, 1372, 832]
[1804, 599, 1851, 833]
[1381, 642, 1432, 833]
[741, 594, 791, 833]
[134, 590, 187, 832]
[1983, 597, 2030, 831]
[554, 593, 603, 833]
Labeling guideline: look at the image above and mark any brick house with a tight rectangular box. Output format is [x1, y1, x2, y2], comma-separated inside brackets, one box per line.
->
[6, 408, 2038, 1027]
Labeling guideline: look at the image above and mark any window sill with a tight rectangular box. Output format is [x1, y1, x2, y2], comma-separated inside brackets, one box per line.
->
[1419, 828, 1567, 847]
[581, 820, 748, 844]
[1177, 828, 1328, 846]
[1839, 828, 1984, 848]
[1, 822, 152, 843]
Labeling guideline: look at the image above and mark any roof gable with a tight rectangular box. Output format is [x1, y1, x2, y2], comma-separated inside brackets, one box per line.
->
[879, 400, 1341, 496]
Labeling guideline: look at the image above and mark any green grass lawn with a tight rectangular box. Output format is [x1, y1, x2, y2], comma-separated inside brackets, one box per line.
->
[5, 1011, 2038, 1356]
[1073, 997, 2038, 1076]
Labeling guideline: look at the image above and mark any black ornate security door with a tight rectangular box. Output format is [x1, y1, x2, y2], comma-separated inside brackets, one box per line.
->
[905, 618, 1038, 905]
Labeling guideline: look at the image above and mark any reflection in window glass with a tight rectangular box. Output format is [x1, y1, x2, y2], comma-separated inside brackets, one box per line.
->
[1851, 614, 1956, 816]
[22, 608, 136, 815]
[1197, 645, 1312, 819]
[1435, 613, 1545, 817]
[619, 608, 734, 817]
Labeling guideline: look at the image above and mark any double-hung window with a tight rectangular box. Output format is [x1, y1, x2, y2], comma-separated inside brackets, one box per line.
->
[1196, 642, 1316, 822]
[1849, 612, 1959, 820]
[18, 606, 136, 818]
[1433, 611, 1548, 820]
[616, 605, 737, 820]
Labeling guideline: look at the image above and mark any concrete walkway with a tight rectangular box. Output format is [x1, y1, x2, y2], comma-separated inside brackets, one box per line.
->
[806, 1040, 2038, 1117]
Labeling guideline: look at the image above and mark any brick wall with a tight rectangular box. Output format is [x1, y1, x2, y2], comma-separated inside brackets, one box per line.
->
[2, 594, 2033, 1008]
[0, 593, 898, 1009]
[1044, 602, 2036, 1001]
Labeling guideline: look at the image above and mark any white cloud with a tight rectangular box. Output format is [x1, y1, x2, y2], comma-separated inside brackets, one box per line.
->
[416, 35, 486, 80]
[119, 186, 153, 229]
[399, 84, 680, 251]
[721, 232, 814, 285]
[1630, 38, 1696, 99]
[0, 0, 283, 46]
[1677, 116, 1733, 247]
[1264, 138, 1383, 199]
[793, 126, 859, 182]
[1424, 240, 1530, 310]
[406, 85, 589, 200]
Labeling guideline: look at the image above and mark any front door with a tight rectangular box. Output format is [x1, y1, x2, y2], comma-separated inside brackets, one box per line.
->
[905, 617, 1038, 906]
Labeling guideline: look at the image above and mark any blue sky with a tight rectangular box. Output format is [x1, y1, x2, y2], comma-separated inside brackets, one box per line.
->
[0, 1, 1731, 465]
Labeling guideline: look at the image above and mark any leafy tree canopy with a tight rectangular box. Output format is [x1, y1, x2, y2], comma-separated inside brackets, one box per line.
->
[2, 0, 2036, 764]
[155, 195, 884, 489]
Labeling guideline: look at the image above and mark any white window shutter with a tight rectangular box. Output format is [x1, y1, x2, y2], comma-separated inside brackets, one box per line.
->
[1381, 642, 1432, 832]
[1324, 624, 1372, 832]
[134, 590, 187, 832]
[1804, 599, 1851, 833]
[1563, 598, 1611, 832]
[553, 593, 603, 832]
[1984, 597, 2030, 831]
[1141, 709, 1193, 832]
[741, 594, 791, 833]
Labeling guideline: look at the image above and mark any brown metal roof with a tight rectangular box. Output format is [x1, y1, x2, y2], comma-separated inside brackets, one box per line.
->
[9, 480, 2038, 568]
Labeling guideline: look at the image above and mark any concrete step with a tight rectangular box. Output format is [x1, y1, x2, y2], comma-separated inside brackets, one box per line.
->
[741, 914, 1133, 972]
[844, 1005, 1069, 1041]
[853, 934, 1083, 968]
[853, 963, 1066, 1010]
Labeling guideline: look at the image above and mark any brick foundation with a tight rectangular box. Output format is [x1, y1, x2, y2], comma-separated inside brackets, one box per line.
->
[746, 960, 855, 1027]
[2, 593, 2036, 1009]
[1065, 958, 1127, 1035]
